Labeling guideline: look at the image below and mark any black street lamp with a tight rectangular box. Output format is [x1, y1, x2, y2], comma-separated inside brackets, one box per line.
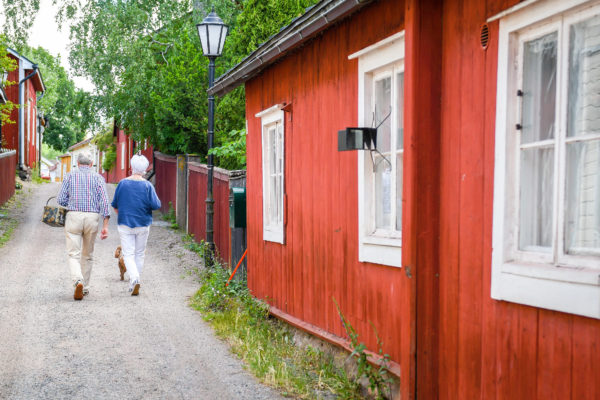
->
[197, 9, 228, 260]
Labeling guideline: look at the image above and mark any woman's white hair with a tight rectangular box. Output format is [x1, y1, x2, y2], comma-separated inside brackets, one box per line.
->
[130, 154, 150, 175]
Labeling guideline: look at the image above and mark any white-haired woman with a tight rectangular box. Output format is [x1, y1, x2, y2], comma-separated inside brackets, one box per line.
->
[111, 154, 161, 295]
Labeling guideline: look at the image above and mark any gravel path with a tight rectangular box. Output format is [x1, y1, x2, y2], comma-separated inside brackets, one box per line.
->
[0, 182, 282, 400]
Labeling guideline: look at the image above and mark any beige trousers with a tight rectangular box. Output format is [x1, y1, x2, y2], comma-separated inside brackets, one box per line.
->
[65, 211, 100, 288]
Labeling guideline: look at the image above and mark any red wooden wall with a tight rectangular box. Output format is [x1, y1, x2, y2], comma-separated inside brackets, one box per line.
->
[437, 0, 600, 399]
[0, 150, 16, 205]
[154, 152, 177, 214]
[25, 81, 38, 168]
[2, 55, 42, 169]
[245, 0, 405, 371]
[187, 163, 231, 263]
[243, 0, 600, 398]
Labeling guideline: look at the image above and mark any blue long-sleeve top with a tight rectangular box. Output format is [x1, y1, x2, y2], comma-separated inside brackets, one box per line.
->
[111, 178, 161, 228]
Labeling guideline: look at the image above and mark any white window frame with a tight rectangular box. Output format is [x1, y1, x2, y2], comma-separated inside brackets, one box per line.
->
[350, 31, 405, 268]
[121, 143, 125, 170]
[491, 0, 600, 319]
[257, 104, 285, 244]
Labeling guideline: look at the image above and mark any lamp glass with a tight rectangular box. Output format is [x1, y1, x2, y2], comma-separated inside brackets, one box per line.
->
[196, 11, 228, 57]
[197, 25, 209, 55]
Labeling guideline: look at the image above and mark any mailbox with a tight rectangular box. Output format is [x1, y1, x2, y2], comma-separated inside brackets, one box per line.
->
[229, 187, 246, 228]
[337, 127, 377, 151]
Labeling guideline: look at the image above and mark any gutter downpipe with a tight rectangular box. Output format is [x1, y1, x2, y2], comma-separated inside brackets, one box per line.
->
[37, 91, 45, 174]
[18, 64, 39, 170]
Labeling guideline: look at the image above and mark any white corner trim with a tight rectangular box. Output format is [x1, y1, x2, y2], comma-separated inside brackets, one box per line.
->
[255, 104, 284, 119]
[489, 0, 594, 24]
[487, 0, 541, 22]
[348, 31, 405, 60]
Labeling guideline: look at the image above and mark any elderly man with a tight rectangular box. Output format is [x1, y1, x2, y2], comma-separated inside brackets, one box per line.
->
[57, 152, 110, 300]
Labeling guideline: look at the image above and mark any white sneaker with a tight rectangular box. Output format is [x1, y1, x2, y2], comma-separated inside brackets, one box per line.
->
[130, 279, 140, 296]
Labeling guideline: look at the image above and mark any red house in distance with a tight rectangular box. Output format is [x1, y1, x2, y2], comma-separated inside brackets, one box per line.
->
[2, 48, 45, 171]
[100, 122, 153, 184]
[211, 0, 600, 398]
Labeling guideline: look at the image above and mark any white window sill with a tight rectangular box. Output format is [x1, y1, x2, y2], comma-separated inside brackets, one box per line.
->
[264, 228, 284, 244]
[492, 261, 600, 319]
[359, 237, 402, 268]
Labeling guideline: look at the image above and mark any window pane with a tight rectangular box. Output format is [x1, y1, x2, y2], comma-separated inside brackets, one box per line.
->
[375, 76, 392, 153]
[395, 152, 403, 231]
[568, 15, 600, 138]
[519, 146, 554, 251]
[270, 176, 277, 223]
[565, 140, 600, 255]
[522, 32, 557, 144]
[276, 175, 282, 224]
[375, 157, 392, 229]
[269, 126, 276, 175]
[277, 123, 284, 174]
[396, 72, 404, 151]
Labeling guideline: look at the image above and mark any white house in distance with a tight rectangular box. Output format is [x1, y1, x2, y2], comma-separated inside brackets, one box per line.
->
[56, 137, 100, 182]
[68, 137, 100, 172]
[40, 156, 59, 181]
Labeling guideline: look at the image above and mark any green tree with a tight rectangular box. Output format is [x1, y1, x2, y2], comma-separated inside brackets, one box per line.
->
[14, 46, 98, 152]
[1, 0, 319, 168]
[0, 35, 18, 130]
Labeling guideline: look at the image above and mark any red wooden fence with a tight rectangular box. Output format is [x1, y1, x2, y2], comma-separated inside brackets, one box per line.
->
[187, 163, 231, 263]
[153, 153, 233, 263]
[154, 152, 177, 214]
[0, 150, 16, 206]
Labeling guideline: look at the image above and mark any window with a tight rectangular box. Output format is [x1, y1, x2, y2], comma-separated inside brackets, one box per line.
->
[492, 0, 600, 318]
[121, 143, 125, 170]
[257, 105, 285, 243]
[350, 32, 405, 267]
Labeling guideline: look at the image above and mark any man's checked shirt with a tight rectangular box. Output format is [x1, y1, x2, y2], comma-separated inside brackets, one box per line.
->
[57, 166, 111, 217]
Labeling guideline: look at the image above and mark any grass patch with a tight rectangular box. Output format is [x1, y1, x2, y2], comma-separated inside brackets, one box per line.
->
[189, 259, 361, 399]
[162, 202, 179, 229]
[0, 189, 24, 248]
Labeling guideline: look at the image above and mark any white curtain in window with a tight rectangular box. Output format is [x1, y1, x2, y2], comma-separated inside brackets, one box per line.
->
[565, 15, 600, 255]
[519, 32, 557, 251]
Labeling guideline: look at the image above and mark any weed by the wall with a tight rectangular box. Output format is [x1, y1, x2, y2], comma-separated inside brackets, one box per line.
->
[188, 256, 360, 398]
[334, 298, 394, 399]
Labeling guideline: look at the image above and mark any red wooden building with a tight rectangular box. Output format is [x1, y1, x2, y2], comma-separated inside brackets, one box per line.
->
[210, 0, 600, 398]
[100, 122, 153, 184]
[2, 49, 45, 170]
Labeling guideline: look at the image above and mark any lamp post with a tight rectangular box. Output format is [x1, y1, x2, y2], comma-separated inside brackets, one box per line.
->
[197, 9, 228, 260]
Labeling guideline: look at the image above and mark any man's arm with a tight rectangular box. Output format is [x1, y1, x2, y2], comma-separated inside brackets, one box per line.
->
[100, 217, 109, 240]
[57, 174, 71, 207]
[97, 176, 111, 240]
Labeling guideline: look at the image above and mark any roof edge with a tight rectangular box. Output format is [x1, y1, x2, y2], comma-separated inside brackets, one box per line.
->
[208, 0, 371, 97]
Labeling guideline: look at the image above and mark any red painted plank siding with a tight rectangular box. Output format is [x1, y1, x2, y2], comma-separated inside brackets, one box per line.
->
[438, 0, 600, 399]
[154, 153, 177, 214]
[404, 0, 443, 397]
[187, 163, 231, 263]
[0, 151, 16, 205]
[244, 0, 405, 369]
[243, 0, 600, 397]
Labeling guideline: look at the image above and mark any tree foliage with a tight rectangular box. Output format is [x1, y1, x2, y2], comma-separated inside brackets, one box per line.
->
[0, 35, 18, 129]
[2, 0, 319, 168]
[92, 125, 117, 171]
[17, 46, 98, 152]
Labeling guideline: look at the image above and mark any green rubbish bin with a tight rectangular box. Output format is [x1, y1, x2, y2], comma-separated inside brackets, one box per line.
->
[229, 187, 246, 229]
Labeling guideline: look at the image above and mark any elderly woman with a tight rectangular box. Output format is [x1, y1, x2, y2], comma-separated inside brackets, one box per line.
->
[111, 154, 161, 295]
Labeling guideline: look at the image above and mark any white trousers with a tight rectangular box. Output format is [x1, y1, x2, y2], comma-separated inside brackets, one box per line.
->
[117, 225, 150, 285]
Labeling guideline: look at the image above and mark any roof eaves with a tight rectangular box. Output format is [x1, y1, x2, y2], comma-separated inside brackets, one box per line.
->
[208, 0, 370, 97]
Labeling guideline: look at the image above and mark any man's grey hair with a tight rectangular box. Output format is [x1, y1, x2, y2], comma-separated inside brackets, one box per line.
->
[77, 152, 93, 166]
